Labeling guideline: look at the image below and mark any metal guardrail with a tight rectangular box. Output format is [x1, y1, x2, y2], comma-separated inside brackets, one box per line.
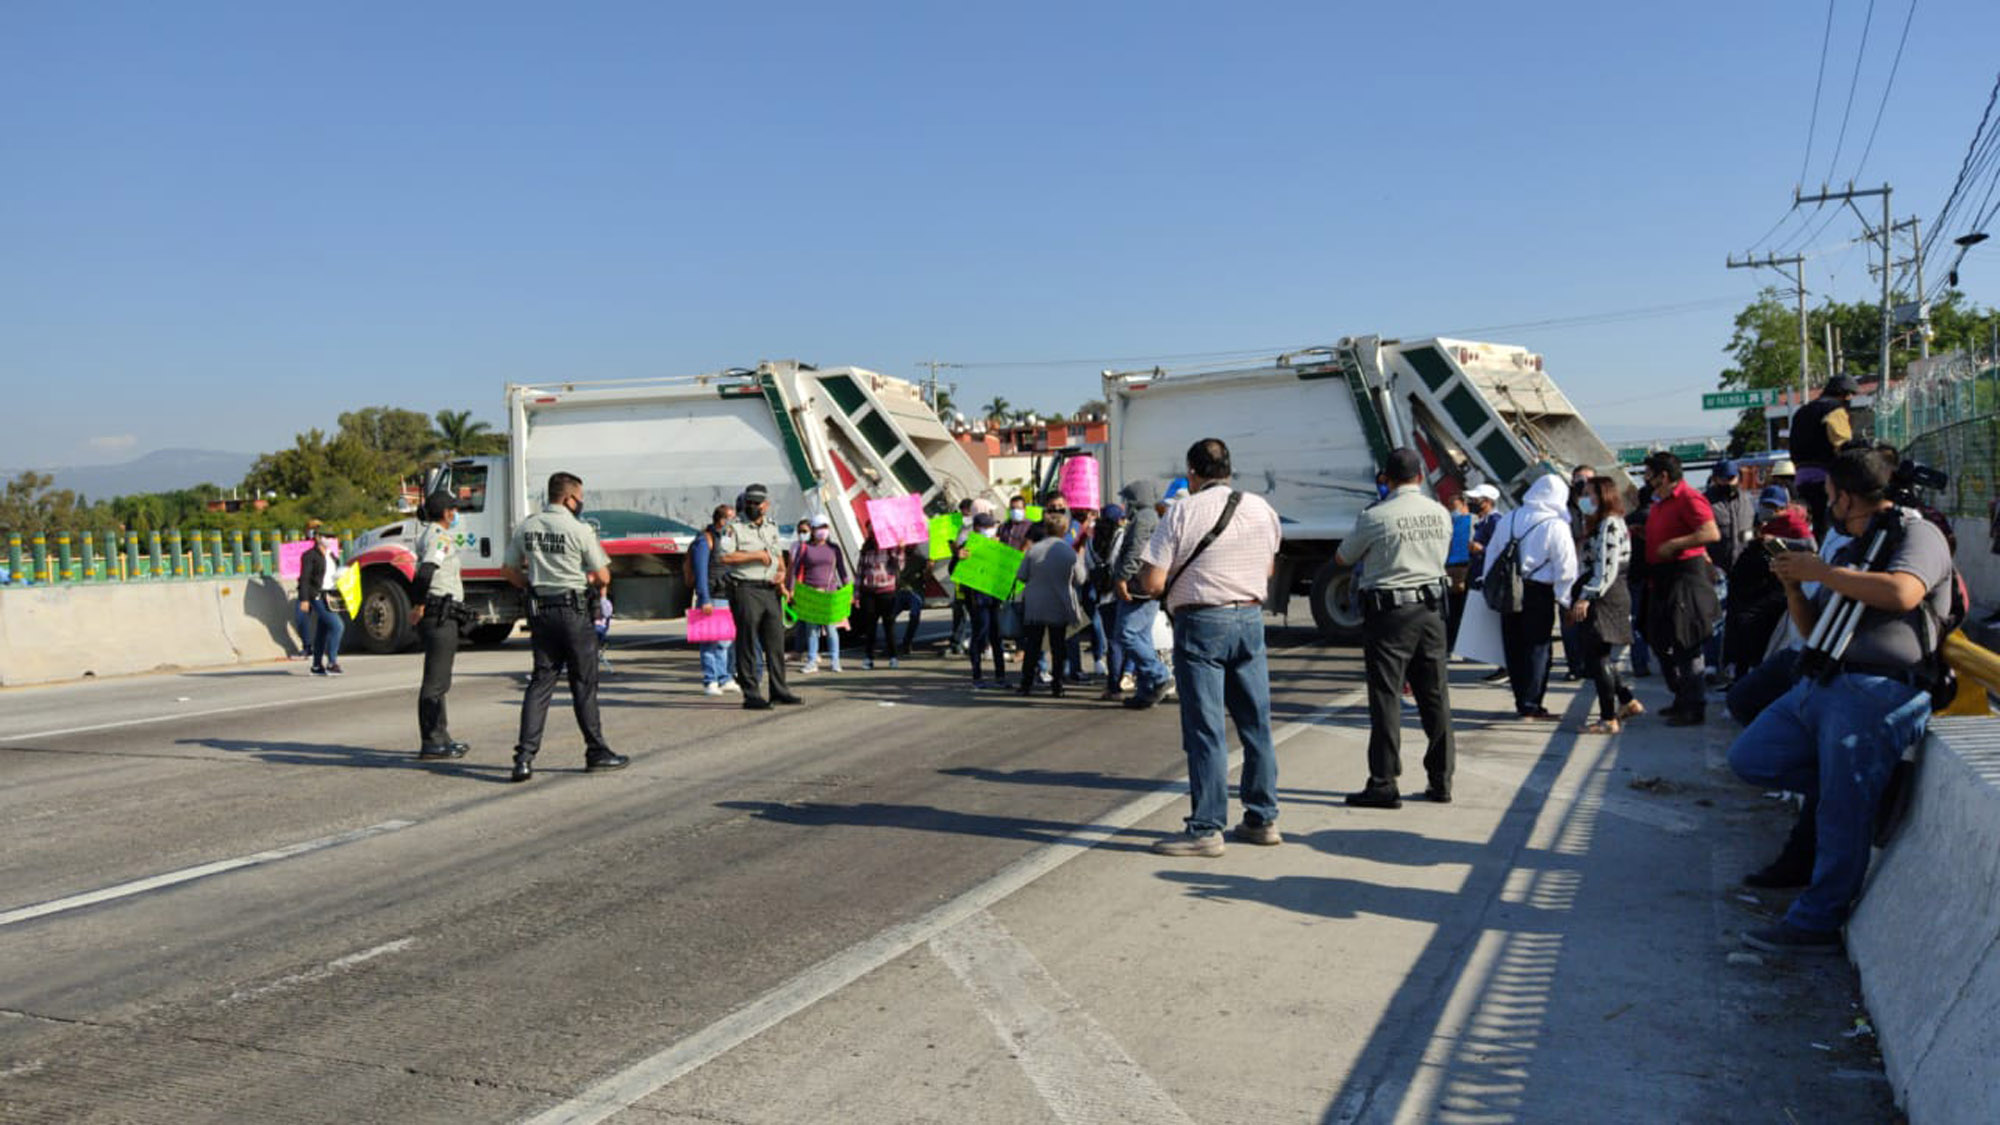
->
[1, 529, 357, 586]
[1940, 631, 2000, 716]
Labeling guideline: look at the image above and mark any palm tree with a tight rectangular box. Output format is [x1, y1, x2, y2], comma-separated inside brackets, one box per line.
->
[432, 410, 496, 457]
[982, 397, 1012, 425]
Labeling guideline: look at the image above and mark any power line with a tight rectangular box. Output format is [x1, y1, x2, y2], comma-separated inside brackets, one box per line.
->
[1917, 68, 2000, 285]
[1799, 0, 1839, 188]
[1819, 0, 1879, 183]
[1850, 0, 1918, 181]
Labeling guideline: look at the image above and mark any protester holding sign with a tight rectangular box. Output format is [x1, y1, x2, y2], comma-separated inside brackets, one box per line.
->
[791, 514, 851, 674]
[959, 512, 1009, 688]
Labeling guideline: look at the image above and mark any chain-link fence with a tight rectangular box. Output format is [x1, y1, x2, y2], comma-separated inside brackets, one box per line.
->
[1875, 354, 2000, 518]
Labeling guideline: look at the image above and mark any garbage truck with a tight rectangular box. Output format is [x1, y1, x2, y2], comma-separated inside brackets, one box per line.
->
[344, 361, 995, 653]
[1073, 335, 1619, 642]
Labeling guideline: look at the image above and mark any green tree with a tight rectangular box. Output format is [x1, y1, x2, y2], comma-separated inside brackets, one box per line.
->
[431, 409, 505, 456]
[1717, 288, 1998, 451]
[981, 396, 1011, 425]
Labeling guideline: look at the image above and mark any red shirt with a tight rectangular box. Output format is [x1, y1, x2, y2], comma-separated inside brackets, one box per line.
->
[1645, 480, 1715, 563]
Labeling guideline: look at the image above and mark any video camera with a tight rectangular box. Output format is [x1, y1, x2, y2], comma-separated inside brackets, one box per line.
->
[1887, 459, 1948, 507]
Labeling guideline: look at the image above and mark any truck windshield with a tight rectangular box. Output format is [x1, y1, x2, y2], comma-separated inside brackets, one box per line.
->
[451, 464, 488, 513]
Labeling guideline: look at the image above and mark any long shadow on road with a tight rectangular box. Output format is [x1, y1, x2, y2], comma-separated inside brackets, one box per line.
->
[174, 737, 515, 782]
[717, 799, 1165, 855]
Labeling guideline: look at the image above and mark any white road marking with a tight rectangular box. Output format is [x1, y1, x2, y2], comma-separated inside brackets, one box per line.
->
[931, 910, 1195, 1125]
[519, 689, 1366, 1125]
[220, 937, 418, 1005]
[0, 820, 418, 928]
[2, 685, 410, 743]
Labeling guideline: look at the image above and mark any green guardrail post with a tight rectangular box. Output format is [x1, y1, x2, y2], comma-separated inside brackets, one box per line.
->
[101, 531, 117, 580]
[168, 530, 186, 578]
[79, 533, 96, 582]
[249, 530, 266, 575]
[31, 535, 49, 584]
[145, 531, 162, 579]
[189, 530, 207, 577]
[211, 530, 226, 576]
[122, 530, 138, 581]
[6, 534, 21, 583]
[56, 533, 75, 583]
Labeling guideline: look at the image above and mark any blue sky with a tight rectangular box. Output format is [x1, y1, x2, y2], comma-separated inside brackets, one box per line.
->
[4, 1, 1998, 468]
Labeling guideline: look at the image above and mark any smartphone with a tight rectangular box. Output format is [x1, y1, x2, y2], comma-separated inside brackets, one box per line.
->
[1761, 538, 1794, 557]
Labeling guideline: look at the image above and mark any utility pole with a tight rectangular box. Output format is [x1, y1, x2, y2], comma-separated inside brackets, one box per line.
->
[1727, 251, 1810, 414]
[916, 360, 962, 414]
[1871, 216, 1930, 359]
[1796, 183, 1894, 383]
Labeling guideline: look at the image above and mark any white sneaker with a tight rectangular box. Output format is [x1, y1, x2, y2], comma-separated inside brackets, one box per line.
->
[704, 682, 724, 696]
[722, 679, 741, 693]
[830, 662, 843, 673]
[889, 657, 900, 669]
[1120, 673, 1136, 693]
[799, 661, 819, 674]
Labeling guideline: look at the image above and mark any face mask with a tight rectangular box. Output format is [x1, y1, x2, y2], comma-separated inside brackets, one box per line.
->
[1010, 507, 1025, 521]
[812, 528, 829, 541]
[1579, 497, 1598, 516]
[979, 527, 999, 538]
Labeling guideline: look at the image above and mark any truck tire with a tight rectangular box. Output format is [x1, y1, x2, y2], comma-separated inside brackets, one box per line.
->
[356, 573, 414, 654]
[467, 623, 516, 647]
[1309, 559, 1366, 644]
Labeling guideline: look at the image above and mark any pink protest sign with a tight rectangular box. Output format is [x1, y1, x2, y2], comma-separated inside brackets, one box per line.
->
[277, 540, 313, 580]
[686, 606, 736, 644]
[1060, 455, 1101, 511]
[865, 493, 929, 549]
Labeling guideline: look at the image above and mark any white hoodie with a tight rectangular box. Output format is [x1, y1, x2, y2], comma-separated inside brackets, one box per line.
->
[1480, 475, 1581, 607]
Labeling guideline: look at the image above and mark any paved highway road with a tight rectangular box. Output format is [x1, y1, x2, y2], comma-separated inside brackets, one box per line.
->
[1, 621, 1892, 1123]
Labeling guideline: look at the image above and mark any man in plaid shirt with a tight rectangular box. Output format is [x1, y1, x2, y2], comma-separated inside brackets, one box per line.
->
[1137, 438, 1284, 857]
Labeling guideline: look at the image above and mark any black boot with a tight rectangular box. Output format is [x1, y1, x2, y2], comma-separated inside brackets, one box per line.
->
[511, 751, 535, 783]
[1745, 802, 1815, 888]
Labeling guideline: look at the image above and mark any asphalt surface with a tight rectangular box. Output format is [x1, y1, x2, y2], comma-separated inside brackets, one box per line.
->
[1, 619, 1894, 1123]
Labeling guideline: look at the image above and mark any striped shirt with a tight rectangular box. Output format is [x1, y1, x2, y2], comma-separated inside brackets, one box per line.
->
[1140, 482, 1282, 612]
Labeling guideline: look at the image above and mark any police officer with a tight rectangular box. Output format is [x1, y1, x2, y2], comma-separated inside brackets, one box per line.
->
[412, 489, 471, 760]
[718, 482, 802, 710]
[1336, 447, 1457, 808]
[503, 471, 629, 782]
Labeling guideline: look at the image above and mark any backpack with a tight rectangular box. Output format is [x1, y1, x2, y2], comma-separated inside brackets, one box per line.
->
[1481, 512, 1558, 614]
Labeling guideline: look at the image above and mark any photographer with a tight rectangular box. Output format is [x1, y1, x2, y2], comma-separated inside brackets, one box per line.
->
[1725, 448, 1955, 955]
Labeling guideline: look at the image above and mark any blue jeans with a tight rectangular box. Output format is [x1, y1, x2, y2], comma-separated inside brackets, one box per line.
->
[1171, 605, 1279, 833]
[308, 596, 344, 667]
[1117, 598, 1171, 695]
[1098, 601, 1126, 684]
[698, 598, 734, 684]
[1065, 584, 1106, 677]
[805, 619, 840, 666]
[1727, 674, 1930, 932]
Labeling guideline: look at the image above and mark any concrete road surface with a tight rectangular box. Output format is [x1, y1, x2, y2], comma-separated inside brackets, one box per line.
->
[1, 620, 1893, 1122]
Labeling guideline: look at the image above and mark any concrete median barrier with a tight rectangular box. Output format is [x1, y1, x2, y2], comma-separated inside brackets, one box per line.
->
[1846, 717, 2000, 1124]
[0, 577, 301, 687]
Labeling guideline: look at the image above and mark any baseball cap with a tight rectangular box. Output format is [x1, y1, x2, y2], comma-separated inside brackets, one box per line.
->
[1714, 459, 1739, 478]
[1826, 374, 1860, 396]
[1384, 447, 1424, 483]
[743, 483, 770, 503]
[809, 514, 830, 528]
[1771, 459, 1797, 476]
[1758, 484, 1790, 509]
[1100, 503, 1126, 522]
[1468, 484, 1501, 503]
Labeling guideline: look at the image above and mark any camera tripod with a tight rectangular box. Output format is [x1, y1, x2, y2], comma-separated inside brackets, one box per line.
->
[1796, 512, 1901, 681]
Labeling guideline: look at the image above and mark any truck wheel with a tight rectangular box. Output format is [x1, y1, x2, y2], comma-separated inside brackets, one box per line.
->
[467, 623, 516, 647]
[356, 574, 414, 654]
[1309, 559, 1365, 644]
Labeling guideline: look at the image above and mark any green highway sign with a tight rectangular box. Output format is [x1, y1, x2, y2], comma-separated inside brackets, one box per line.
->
[1702, 389, 1780, 410]
[1616, 447, 1648, 465]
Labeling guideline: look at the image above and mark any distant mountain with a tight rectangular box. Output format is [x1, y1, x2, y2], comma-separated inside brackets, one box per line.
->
[8, 449, 258, 502]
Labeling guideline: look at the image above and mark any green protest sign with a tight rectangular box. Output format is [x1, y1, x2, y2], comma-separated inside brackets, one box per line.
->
[1025, 504, 1043, 522]
[954, 535, 1023, 600]
[788, 583, 853, 625]
[928, 513, 963, 561]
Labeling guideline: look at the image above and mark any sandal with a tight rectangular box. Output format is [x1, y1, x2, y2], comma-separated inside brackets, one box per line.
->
[1619, 700, 1646, 719]
[1578, 720, 1621, 735]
